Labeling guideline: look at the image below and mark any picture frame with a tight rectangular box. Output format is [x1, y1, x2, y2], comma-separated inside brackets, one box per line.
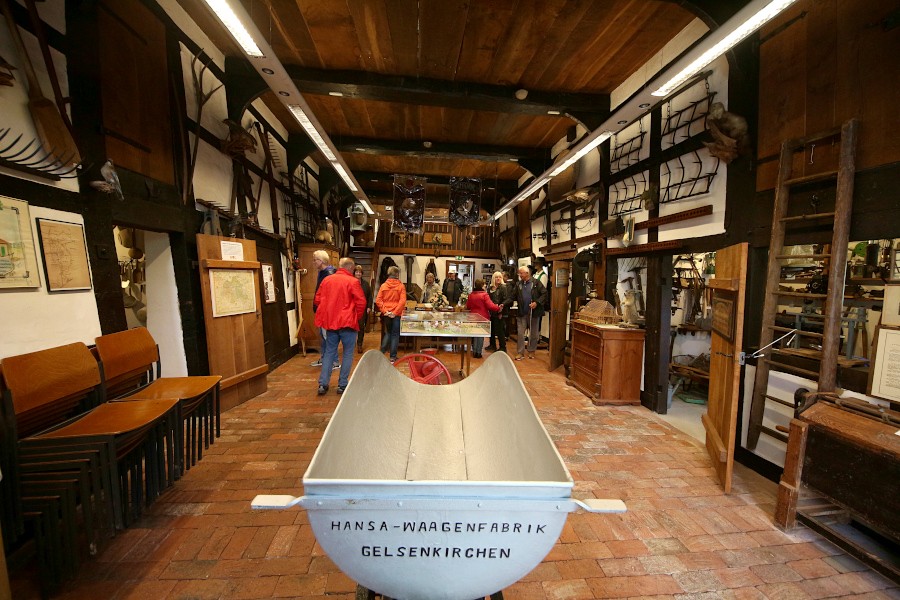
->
[210, 268, 257, 317]
[261, 263, 276, 303]
[35, 218, 92, 292]
[0, 196, 41, 288]
[711, 295, 735, 342]
[869, 326, 900, 403]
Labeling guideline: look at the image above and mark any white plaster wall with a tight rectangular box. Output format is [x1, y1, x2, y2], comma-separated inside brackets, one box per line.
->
[0, 4, 78, 192]
[144, 231, 188, 376]
[0, 207, 101, 358]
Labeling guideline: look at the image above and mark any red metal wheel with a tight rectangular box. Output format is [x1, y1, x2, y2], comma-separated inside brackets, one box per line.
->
[392, 353, 453, 385]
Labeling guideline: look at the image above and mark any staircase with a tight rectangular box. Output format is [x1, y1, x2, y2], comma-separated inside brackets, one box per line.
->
[746, 119, 859, 450]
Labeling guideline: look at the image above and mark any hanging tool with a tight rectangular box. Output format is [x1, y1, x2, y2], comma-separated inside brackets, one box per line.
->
[629, 265, 646, 315]
[1, 0, 80, 166]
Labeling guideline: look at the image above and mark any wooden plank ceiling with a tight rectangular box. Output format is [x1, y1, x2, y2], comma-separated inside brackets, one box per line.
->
[179, 0, 695, 208]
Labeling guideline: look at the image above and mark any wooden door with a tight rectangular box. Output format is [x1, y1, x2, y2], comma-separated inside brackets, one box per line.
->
[255, 241, 291, 369]
[702, 243, 748, 493]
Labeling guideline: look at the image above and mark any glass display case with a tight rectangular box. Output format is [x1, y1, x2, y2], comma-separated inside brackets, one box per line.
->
[401, 311, 491, 337]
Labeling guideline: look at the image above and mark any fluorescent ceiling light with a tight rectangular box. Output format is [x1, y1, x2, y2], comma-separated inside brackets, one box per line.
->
[332, 162, 358, 193]
[287, 105, 337, 161]
[652, 0, 797, 96]
[549, 132, 612, 177]
[200, 0, 265, 57]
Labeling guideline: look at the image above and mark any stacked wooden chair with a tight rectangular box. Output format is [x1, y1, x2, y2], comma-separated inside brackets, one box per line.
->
[93, 327, 221, 473]
[0, 342, 180, 594]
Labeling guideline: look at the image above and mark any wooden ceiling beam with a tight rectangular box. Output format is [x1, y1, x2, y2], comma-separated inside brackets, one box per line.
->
[282, 64, 610, 124]
[335, 137, 549, 163]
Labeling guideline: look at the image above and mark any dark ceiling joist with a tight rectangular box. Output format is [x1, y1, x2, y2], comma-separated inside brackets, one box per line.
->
[335, 137, 549, 163]
[224, 58, 610, 128]
[284, 65, 611, 128]
[353, 171, 519, 197]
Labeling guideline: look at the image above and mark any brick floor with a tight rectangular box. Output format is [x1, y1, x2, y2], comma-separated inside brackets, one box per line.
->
[9, 341, 900, 599]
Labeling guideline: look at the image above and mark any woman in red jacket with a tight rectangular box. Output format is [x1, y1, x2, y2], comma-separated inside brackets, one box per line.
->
[465, 279, 501, 358]
[375, 266, 407, 362]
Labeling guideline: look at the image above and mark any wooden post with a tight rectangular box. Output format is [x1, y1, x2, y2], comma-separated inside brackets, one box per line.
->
[548, 260, 570, 371]
[774, 419, 809, 529]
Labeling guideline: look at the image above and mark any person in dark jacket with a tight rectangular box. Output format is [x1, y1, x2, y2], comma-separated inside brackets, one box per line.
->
[353, 265, 373, 353]
[486, 271, 511, 352]
[513, 265, 548, 360]
[465, 279, 501, 358]
[311, 250, 337, 368]
[442, 271, 464, 306]
[314, 257, 367, 395]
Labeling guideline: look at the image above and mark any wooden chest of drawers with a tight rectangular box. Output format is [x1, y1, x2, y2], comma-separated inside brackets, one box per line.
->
[567, 320, 645, 405]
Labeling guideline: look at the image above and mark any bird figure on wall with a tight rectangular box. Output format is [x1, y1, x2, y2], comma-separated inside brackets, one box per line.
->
[0, 53, 16, 87]
[90, 160, 124, 201]
[704, 102, 749, 164]
[220, 119, 258, 158]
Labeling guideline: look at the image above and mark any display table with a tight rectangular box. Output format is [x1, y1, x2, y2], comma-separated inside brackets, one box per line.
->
[401, 311, 491, 377]
[567, 320, 645, 405]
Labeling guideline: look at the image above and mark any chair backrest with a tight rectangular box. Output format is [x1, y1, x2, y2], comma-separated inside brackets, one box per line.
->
[94, 327, 160, 397]
[0, 343, 102, 438]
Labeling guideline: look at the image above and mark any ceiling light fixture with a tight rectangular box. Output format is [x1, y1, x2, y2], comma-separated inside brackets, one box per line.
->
[198, 0, 374, 215]
[492, 0, 796, 221]
[328, 91, 344, 97]
[200, 0, 265, 57]
[515, 89, 529, 100]
[653, 0, 797, 96]
[549, 131, 612, 177]
[547, 110, 561, 115]
[287, 105, 337, 161]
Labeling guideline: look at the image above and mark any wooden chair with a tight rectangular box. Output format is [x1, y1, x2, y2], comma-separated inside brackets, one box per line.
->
[0, 342, 180, 592]
[94, 327, 221, 472]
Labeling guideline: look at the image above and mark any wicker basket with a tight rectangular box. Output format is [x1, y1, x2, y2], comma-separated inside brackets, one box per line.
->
[574, 299, 619, 325]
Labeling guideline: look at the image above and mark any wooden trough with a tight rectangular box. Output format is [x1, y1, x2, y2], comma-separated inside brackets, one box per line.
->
[253, 351, 625, 600]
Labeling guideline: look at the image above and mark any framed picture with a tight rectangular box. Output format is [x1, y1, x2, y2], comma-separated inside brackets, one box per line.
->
[261, 263, 276, 303]
[36, 218, 92, 291]
[0, 196, 41, 288]
[210, 269, 257, 317]
[870, 326, 900, 403]
[554, 267, 569, 288]
[711, 295, 735, 342]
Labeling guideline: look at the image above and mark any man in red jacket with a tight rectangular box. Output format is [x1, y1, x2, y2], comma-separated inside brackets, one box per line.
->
[314, 257, 367, 395]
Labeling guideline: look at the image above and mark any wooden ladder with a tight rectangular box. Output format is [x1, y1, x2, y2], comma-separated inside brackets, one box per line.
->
[746, 118, 859, 450]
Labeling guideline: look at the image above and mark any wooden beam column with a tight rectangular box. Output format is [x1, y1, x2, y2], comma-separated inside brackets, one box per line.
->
[642, 254, 673, 413]
[549, 260, 570, 371]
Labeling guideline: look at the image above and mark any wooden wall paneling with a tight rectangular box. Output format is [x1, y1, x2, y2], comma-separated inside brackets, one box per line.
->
[196, 234, 267, 411]
[97, 0, 174, 184]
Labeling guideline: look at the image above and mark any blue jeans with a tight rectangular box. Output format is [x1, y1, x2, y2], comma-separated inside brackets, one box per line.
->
[319, 328, 357, 388]
[380, 315, 401, 359]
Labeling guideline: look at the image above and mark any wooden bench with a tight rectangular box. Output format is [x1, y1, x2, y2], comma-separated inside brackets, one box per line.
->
[0, 342, 180, 594]
[94, 327, 221, 472]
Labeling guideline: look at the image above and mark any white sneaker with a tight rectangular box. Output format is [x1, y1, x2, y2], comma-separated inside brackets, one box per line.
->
[333, 363, 341, 370]
[310, 359, 322, 367]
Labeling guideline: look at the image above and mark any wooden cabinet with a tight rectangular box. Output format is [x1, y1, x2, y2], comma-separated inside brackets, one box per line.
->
[568, 320, 645, 405]
[296, 243, 339, 352]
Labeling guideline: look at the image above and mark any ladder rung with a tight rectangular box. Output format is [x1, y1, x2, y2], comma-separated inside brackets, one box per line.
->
[760, 425, 789, 443]
[783, 171, 839, 187]
[768, 326, 824, 339]
[774, 254, 831, 260]
[765, 394, 796, 408]
[772, 291, 827, 299]
[762, 359, 819, 379]
[788, 126, 842, 148]
[780, 212, 836, 223]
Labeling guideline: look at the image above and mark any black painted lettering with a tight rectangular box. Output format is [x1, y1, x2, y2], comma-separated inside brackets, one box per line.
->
[513, 523, 521, 533]
[452, 547, 461, 558]
[362, 546, 371, 556]
[332, 521, 341, 531]
[465, 548, 474, 558]
[455, 522, 462, 532]
[536, 524, 546, 534]
[501, 548, 510, 558]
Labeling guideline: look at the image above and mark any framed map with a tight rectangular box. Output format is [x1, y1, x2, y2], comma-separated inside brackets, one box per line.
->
[0, 196, 41, 288]
[36, 218, 91, 291]
[210, 268, 257, 317]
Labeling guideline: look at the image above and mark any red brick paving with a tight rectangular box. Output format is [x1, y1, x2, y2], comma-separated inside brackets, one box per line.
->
[8, 342, 900, 599]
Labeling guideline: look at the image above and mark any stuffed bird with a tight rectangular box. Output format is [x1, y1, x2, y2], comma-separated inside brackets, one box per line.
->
[90, 160, 125, 201]
[704, 102, 749, 164]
